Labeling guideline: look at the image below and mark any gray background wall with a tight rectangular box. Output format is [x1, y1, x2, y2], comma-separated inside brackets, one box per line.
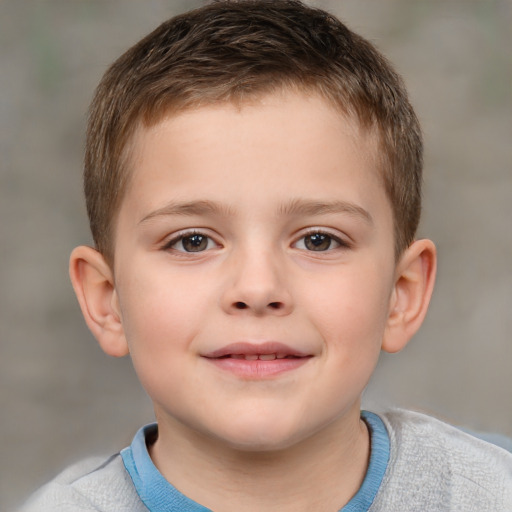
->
[1, 1, 511, 509]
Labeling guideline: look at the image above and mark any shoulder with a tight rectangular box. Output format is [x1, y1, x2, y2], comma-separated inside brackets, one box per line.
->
[371, 409, 512, 512]
[21, 454, 147, 512]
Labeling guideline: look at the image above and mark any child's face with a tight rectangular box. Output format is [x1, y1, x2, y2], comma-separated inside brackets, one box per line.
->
[113, 91, 398, 450]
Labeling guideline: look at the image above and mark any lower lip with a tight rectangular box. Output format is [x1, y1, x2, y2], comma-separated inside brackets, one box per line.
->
[204, 357, 311, 378]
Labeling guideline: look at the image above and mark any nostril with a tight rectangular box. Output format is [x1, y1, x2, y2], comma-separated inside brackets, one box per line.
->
[231, 301, 285, 312]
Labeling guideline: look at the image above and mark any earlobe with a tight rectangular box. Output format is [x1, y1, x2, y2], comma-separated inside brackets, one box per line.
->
[69, 246, 129, 357]
[382, 239, 437, 354]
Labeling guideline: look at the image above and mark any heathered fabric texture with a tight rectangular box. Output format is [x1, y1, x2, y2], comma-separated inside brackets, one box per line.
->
[21, 454, 146, 511]
[22, 410, 512, 511]
[372, 410, 512, 511]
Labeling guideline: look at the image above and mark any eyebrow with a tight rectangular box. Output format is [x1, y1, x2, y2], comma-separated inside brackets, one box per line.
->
[139, 198, 373, 225]
[139, 200, 236, 224]
[278, 198, 373, 224]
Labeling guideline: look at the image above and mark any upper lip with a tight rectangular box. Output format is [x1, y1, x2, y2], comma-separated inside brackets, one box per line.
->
[203, 342, 311, 359]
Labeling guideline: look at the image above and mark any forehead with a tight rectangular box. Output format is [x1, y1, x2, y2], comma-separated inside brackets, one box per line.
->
[121, 91, 386, 221]
[130, 91, 379, 172]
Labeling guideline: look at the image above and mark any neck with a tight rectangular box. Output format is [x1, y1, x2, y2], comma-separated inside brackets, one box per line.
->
[150, 406, 370, 512]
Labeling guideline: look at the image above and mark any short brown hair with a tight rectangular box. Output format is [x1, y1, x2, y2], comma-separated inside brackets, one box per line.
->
[85, 0, 422, 263]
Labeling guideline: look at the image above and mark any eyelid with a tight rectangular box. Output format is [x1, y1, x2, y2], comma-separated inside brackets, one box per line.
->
[292, 227, 351, 251]
[161, 228, 221, 252]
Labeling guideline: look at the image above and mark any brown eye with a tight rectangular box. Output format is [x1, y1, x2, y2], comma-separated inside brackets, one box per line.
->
[304, 233, 333, 251]
[181, 234, 209, 252]
[166, 232, 217, 253]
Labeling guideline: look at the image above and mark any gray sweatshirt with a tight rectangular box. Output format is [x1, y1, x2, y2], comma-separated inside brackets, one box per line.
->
[21, 410, 512, 511]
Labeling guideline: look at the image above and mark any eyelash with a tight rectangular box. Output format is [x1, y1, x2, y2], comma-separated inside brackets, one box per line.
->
[161, 230, 219, 253]
[294, 229, 350, 252]
[161, 228, 350, 254]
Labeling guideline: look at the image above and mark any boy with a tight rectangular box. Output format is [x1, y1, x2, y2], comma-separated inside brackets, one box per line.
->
[24, 1, 512, 510]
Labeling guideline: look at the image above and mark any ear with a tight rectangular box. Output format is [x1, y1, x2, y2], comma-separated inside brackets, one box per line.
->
[382, 239, 436, 354]
[69, 246, 129, 357]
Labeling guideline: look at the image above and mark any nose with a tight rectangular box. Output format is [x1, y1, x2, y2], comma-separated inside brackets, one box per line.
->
[220, 248, 293, 317]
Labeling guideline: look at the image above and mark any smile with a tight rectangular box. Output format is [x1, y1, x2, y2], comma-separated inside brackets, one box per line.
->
[202, 342, 313, 378]
[222, 353, 302, 360]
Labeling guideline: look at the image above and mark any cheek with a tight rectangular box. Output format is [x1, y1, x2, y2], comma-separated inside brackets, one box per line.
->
[306, 264, 393, 351]
[116, 276, 198, 405]
[116, 268, 198, 362]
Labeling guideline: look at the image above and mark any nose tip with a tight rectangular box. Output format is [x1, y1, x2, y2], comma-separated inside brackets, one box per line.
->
[221, 253, 293, 316]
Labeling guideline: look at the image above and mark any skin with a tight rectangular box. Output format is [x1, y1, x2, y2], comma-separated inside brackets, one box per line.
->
[70, 91, 436, 511]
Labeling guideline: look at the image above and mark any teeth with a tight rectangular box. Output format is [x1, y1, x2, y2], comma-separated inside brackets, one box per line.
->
[229, 354, 282, 360]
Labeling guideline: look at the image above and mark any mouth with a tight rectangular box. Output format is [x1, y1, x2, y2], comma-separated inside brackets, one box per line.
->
[202, 342, 312, 378]
[221, 353, 303, 360]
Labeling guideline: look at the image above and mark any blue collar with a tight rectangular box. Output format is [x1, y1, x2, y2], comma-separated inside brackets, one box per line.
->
[341, 411, 390, 511]
[121, 411, 389, 511]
